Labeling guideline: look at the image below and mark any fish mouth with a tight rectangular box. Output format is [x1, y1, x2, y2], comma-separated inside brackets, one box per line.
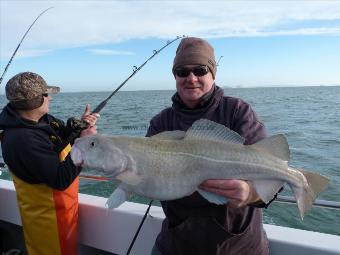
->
[70, 146, 84, 167]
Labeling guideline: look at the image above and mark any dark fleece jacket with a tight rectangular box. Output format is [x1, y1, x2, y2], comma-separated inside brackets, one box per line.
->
[0, 104, 80, 190]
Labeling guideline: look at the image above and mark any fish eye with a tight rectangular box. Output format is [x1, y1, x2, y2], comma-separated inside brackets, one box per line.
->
[90, 141, 95, 147]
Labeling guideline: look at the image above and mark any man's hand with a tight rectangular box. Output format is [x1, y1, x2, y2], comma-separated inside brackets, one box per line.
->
[80, 125, 97, 137]
[80, 104, 99, 137]
[81, 104, 100, 127]
[199, 179, 261, 208]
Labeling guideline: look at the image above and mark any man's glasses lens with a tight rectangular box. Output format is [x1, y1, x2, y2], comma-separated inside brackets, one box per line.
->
[42, 93, 49, 97]
[175, 66, 209, 78]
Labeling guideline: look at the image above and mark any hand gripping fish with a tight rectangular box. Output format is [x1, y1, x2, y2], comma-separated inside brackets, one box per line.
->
[71, 119, 329, 219]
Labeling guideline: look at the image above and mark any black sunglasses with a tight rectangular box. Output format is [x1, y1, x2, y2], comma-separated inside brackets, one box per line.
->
[42, 93, 49, 97]
[175, 65, 210, 78]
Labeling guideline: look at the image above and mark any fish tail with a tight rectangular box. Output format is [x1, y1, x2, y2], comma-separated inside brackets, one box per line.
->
[292, 168, 329, 219]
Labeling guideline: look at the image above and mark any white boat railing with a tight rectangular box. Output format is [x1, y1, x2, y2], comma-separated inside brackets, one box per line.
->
[276, 195, 340, 210]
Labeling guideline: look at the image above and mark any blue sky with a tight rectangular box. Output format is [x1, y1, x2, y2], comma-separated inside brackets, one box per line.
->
[1, 1, 340, 93]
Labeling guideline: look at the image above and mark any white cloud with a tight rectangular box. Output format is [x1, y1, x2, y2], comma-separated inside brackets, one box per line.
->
[1, 1, 340, 59]
[1, 48, 53, 59]
[86, 48, 134, 56]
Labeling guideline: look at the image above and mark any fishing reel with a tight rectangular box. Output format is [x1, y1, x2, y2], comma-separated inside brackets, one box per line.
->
[67, 117, 88, 132]
[57, 117, 89, 148]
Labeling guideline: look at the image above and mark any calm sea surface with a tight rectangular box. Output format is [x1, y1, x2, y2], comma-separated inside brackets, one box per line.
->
[1, 86, 339, 235]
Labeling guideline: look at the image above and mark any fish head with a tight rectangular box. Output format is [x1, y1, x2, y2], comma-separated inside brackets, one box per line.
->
[71, 134, 128, 178]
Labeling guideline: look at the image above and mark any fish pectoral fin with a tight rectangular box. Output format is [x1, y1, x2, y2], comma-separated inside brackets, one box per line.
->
[252, 180, 284, 204]
[151, 130, 186, 140]
[185, 119, 245, 144]
[252, 135, 290, 161]
[197, 188, 229, 205]
[106, 186, 131, 209]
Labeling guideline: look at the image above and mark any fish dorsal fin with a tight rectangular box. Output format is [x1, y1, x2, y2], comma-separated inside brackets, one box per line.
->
[252, 134, 290, 161]
[151, 130, 186, 140]
[185, 119, 245, 144]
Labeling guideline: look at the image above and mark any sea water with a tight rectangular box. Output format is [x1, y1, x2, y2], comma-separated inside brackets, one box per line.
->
[1, 86, 339, 235]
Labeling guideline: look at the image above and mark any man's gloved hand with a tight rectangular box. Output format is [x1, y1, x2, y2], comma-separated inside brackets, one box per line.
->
[66, 104, 100, 132]
[65, 104, 100, 143]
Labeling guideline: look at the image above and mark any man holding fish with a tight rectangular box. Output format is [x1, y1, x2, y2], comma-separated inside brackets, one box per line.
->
[145, 37, 271, 255]
[71, 37, 328, 255]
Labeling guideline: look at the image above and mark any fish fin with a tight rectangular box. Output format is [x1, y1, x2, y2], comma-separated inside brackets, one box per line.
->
[106, 186, 131, 209]
[252, 135, 290, 161]
[252, 180, 284, 204]
[197, 188, 229, 204]
[115, 170, 143, 186]
[292, 168, 330, 219]
[151, 130, 186, 140]
[300, 169, 329, 196]
[185, 119, 245, 144]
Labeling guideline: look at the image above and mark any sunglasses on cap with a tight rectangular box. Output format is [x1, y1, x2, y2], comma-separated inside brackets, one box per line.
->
[174, 65, 210, 78]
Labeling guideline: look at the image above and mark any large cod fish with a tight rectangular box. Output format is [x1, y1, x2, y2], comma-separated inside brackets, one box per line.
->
[71, 119, 329, 219]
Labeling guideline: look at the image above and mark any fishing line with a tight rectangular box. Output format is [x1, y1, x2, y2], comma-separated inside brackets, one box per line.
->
[126, 200, 153, 255]
[0, 166, 109, 182]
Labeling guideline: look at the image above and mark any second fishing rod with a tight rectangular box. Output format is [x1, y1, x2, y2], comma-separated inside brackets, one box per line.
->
[63, 35, 185, 146]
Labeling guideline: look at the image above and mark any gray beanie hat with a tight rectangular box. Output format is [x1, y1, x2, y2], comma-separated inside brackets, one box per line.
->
[172, 37, 217, 79]
[6, 72, 60, 110]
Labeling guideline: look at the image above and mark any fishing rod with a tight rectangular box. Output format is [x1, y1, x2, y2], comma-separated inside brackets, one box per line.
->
[67, 35, 185, 132]
[0, 7, 54, 85]
[92, 35, 185, 114]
